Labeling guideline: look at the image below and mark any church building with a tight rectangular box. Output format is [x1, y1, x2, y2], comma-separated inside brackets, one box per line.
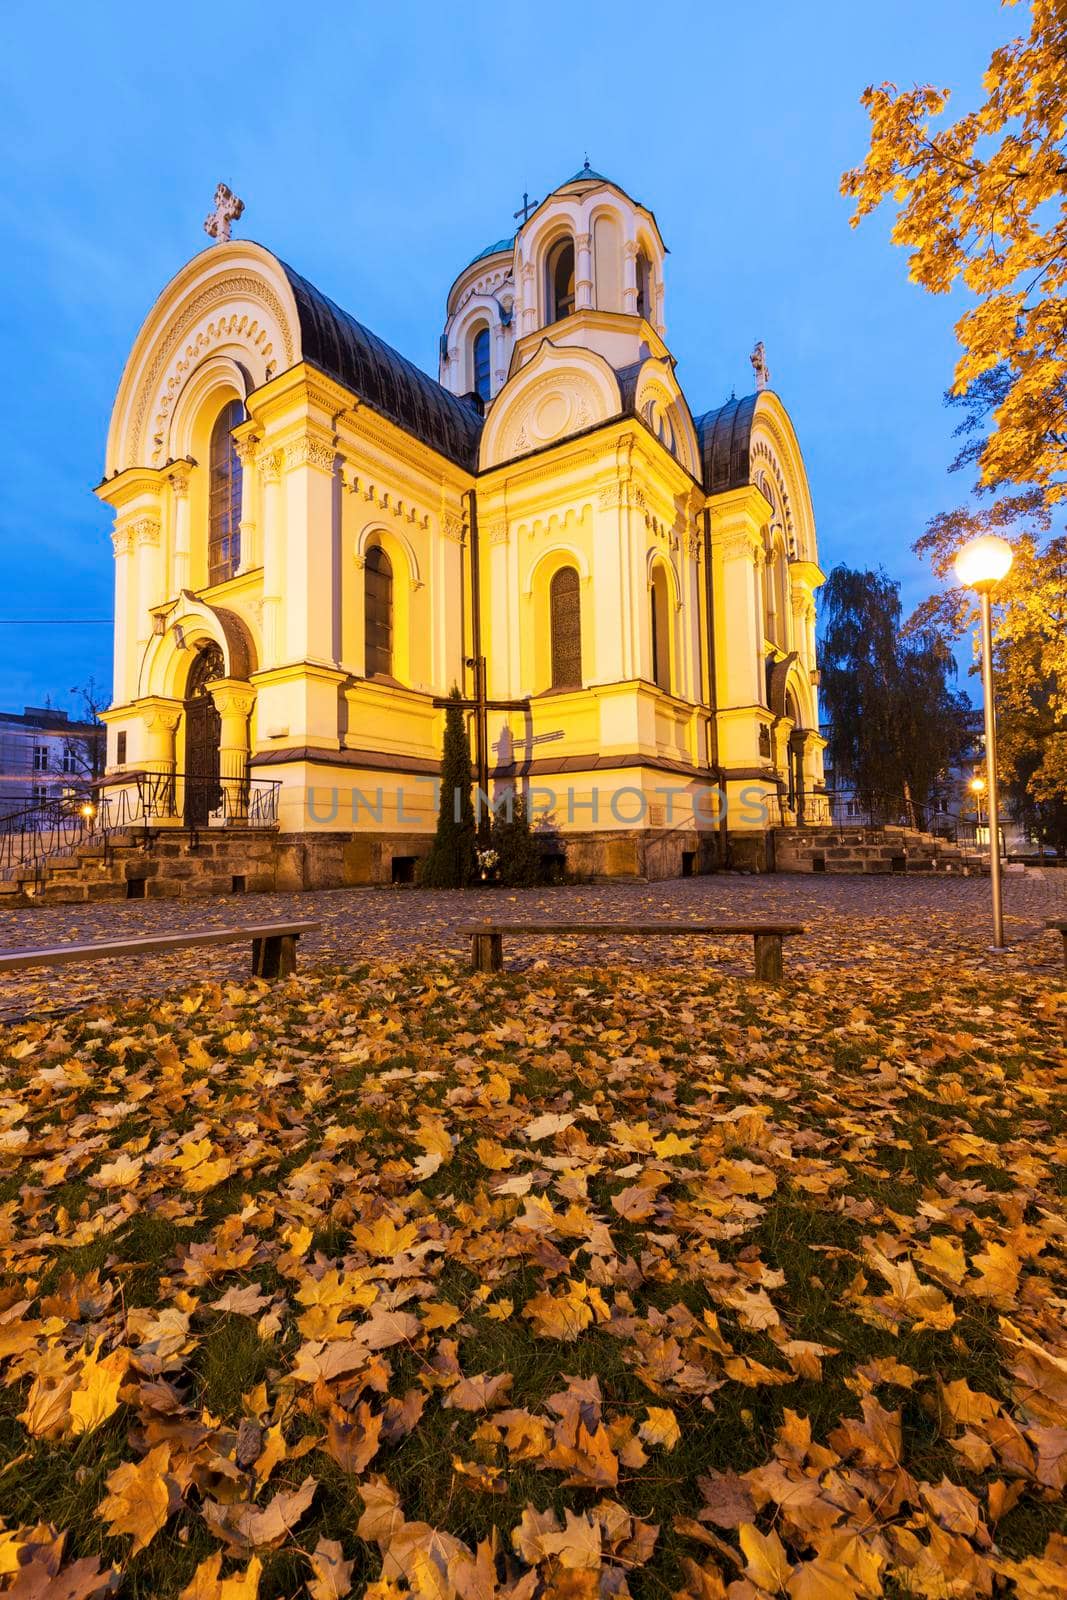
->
[98, 167, 826, 883]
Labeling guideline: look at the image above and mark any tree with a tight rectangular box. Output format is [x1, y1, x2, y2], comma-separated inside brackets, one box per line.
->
[490, 790, 544, 887]
[842, 2, 1067, 819]
[820, 565, 971, 822]
[420, 687, 476, 888]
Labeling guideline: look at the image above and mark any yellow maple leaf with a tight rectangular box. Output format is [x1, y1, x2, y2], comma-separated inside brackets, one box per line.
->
[639, 1406, 681, 1451]
[69, 1341, 130, 1437]
[98, 1442, 175, 1553]
[739, 1523, 792, 1593]
[180, 1553, 263, 1599]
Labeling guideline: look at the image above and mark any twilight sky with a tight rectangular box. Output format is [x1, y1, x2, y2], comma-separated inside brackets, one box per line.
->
[0, 0, 1005, 714]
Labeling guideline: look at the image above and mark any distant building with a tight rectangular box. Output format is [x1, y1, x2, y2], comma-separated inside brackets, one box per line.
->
[0, 707, 105, 819]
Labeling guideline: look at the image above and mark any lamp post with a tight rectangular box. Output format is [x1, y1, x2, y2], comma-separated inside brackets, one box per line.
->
[954, 534, 1014, 948]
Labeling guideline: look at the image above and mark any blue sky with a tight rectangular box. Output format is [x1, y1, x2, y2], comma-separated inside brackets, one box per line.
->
[0, 0, 1006, 713]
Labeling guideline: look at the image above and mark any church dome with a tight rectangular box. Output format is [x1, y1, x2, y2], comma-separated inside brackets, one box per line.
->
[465, 236, 514, 269]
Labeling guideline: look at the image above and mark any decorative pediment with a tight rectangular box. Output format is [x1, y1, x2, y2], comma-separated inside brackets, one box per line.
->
[479, 339, 621, 470]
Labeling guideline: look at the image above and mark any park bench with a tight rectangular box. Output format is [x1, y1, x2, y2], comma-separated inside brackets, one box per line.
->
[458, 920, 805, 982]
[1047, 920, 1067, 967]
[0, 920, 319, 981]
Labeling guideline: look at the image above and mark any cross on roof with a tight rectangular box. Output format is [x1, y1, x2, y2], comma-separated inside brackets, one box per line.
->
[513, 190, 539, 224]
[204, 183, 245, 245]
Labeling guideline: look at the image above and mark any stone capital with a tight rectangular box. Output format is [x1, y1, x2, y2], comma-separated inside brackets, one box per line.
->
[208, 678, 256, 719]
[284, 431, 336, 473]
[169, 468, 191, 499]
[257, 448, 284, 484]
[131, 516, 161, 549]
[137, 696, 182, 734]
[111, 526, 134, 557]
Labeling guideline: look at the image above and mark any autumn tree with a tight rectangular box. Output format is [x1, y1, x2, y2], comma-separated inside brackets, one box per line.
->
[420, 686, 476, 888]
[842, 0, 1067, 819]
[820, 565, 971, 823]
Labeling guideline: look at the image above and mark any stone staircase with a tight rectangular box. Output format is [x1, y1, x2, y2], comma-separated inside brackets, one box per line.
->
[773, 823, 989, 876]
[0, 829, 279, 907]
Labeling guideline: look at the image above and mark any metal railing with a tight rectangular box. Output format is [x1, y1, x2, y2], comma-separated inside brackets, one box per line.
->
[0, 770, 281, 885]
[818, 789, 997, 852]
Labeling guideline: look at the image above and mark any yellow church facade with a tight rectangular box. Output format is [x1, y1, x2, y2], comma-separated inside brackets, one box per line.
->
[98, 168, 826, 882]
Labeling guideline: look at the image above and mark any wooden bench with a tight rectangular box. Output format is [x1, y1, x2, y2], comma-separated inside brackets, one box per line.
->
[458, 921, 805, 982]
[1047, 920, 1067, 967]
[0, 920, 319, 981]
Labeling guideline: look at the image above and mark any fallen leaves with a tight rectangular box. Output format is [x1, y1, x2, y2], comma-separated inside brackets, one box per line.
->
[0, 948, 1061, 1599]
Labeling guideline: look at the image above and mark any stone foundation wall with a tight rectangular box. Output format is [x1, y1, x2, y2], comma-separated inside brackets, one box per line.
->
[2, 820, 750, 908]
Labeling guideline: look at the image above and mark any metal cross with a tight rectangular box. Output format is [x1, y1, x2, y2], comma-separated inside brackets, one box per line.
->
[513, 191, 539, 224]
[204, 183, 245, 245]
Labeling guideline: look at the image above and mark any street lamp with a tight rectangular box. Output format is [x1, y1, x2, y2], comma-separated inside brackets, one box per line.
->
[969, 774, 986, 829]
[954, 534, 1013, 948]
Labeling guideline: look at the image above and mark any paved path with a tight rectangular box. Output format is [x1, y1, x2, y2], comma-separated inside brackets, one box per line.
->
[0, 869, 1063, 1018]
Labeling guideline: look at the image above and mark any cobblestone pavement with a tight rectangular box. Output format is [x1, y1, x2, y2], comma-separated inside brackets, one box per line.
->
[0, 868, 1063, 1018]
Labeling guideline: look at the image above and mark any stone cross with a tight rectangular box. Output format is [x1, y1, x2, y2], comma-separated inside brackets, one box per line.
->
[750, 340, 771, 392]
[204, 183, 245, 244]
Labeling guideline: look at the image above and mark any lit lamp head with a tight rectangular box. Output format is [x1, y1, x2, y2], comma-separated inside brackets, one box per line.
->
[969, 776, 986, 794]
[954, 534, 1014, 592]
[79, 802, 96, 820]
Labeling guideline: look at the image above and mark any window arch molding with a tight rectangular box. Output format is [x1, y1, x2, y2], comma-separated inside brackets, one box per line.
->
[471, 323, 492, 404]
[524, 543, 592, 693]
[352, 524, 419, 685]
[169, 367, 250, 590]
[446, 296, 502, 398]
[542, 230, 577, 324]
[646, 552, 681, 696]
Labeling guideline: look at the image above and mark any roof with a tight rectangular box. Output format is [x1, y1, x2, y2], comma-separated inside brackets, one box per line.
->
[562, 162, 614, 185]
[693, 393, 758, 494]
[466, 236, 514, 268]
[278, 260, 484, 472]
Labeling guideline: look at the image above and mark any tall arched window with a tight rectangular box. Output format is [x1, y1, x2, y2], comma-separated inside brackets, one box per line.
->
[635, 250, 652, 319]
[546, 237, 575, 322]
[472, 326, 491, 403]
[364, 544, 393, 678]
[549, 566, 582, 689]
[650, 568, 671, 693]
[208, 398, 244, 586]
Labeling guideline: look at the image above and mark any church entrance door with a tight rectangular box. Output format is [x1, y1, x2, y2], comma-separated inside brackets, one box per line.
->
[184, 644, 224, 828]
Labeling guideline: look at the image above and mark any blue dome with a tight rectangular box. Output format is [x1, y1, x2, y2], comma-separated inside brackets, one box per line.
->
[465, 236, 514, 268]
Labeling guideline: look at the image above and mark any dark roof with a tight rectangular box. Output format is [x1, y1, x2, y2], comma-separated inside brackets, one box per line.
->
[562, 162, 614, 185]
[466, 236, 514, 268]
[278, 260, 484, 473]
[693, 393, 758, 494]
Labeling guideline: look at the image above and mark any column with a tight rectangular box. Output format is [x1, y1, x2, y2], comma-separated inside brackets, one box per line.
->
[283, 429, 337, 666]
[235, 437, 259, 573]
[138, 699, 181, 820]
[133, 516, 162, 663]
[622, 240, 638, 314]
[575, 232, 593, 311]
[209, 680, 255, 822]
[169, 470, 191, 594]
[258, 449, 284, 668]
[111, 526, 134, 705]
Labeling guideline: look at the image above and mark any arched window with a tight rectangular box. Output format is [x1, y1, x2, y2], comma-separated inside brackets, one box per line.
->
[472, 326, 491, 403]
[650, 568, 671, 693]
[364, 544, 393, 678]
[208, 398, 244, 586]
[546, 237, 575, 323]
[635, 250, 652, 320]
[549, 566, 582, 689]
